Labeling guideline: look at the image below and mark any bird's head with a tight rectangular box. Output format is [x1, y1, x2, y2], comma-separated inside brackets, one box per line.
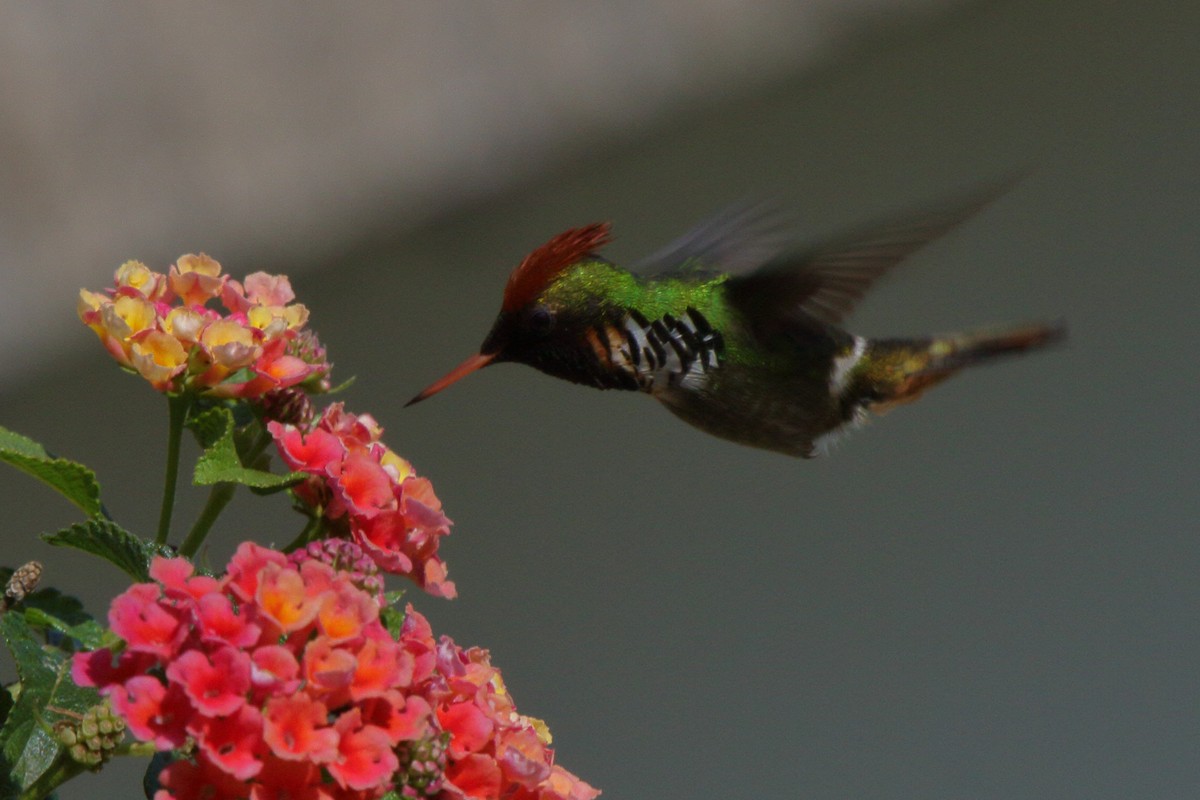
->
[407, 222, 615, 406]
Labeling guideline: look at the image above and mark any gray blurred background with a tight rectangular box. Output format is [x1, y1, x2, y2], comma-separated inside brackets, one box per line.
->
[2, 2, 1198, 798]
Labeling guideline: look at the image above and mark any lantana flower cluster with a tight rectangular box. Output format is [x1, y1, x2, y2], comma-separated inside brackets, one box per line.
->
[73, 541, 597, 800]
[78, 256, 329, 398]
[270, 403, 456, 599]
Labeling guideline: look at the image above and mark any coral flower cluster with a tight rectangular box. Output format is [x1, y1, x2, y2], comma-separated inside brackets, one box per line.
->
[78, 256, 329, 398]
[270, 403, 456, 598]
[72, 542, 597, 800]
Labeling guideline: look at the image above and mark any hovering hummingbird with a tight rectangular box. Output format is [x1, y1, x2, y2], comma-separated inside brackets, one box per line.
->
[407, 196, 1064, 457]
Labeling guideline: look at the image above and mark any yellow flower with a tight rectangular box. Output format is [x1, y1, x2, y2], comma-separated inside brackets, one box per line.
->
[114, 260, 167, 300]
[170, 253, 225, 306]
[130, 332, 188, 390]
[199, 319, 261, 371]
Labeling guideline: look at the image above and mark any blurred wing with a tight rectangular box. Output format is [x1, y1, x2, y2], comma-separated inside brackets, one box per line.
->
[724, 191, 1002, 329]
[631, 199, 797, 277]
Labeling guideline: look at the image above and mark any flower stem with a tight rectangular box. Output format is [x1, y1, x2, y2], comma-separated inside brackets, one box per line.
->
[244, 426, 273, 465]
[116, 741, 157, 758]
[283, 513, 324, 552]
[156, 393, 191, 545]
[179, 482, 236, 558]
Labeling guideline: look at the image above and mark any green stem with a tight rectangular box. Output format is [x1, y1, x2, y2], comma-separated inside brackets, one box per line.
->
[155, 393, 191, 545]
[283, 513, 324, 552]
[179, 482, 237, 558]
[244, 426, 273, 465]
[20, 756, 85, 800]
[116, 741, 157, 758]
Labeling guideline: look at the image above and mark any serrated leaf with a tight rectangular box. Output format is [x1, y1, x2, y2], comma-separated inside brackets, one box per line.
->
[0, 426, 103, 518]
[189, 406, 303, 490]
[186, 406, 230, 450]
[0, 613, 98, 794]
[40, 520, 173, 583]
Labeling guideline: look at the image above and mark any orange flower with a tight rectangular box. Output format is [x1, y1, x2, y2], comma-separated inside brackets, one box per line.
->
[256, 564, 323, 633]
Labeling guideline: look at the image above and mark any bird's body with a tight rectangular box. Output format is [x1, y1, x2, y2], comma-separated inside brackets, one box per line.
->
[409, 197, 1064, 457]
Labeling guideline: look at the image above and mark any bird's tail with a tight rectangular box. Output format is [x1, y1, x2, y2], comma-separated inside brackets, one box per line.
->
[859, 320, 1066, 412]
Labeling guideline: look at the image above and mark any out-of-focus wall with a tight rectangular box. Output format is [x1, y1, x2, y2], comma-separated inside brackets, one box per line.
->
[3, 2, 1200, 799]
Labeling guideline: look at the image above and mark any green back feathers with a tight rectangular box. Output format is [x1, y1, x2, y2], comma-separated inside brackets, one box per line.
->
[544, 260, 734, 325]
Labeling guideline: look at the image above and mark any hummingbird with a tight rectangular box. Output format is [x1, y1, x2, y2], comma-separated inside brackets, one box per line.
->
[407, 196, 1064, 457]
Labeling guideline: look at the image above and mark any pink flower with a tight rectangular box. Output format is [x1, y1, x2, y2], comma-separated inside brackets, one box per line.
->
[196, 592, 263, 648]
[355, 631, 412, 698]
[440, 702, 495, 759]
[73, 542, 597, 799]
[319, 581, 380, 645]
[269, 423, 345, 473]
[151, 557, 221, 600]
[531, 766, 603, 800]
[361, 691, 432, 745]
[262, 694, 339, 764]
[445, 754, 503, 798]
[71, 648, 157, 692]
[155, 755, 248, 800]
[270, 404, 456, 597]
[225, 541, 290, 603]
[166, 646, 252, 716]
[108, 583, 185, 659]
[330, 452, 396, 519]
[249, 645, 302, 698]
[302, 637, 358, 701]
[248, 757, 324, 800]
[188, 705, 266, 780]
[110, 677, 189, 749]
[256, 563, 324, 633]
[243, 272, 296, 306]
[327, 709, 399, 791]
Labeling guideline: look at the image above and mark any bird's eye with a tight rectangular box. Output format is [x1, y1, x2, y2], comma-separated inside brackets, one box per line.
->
[529, 306, 555, 335]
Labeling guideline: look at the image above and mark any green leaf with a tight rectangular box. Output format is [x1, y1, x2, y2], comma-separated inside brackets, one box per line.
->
[0, 426, 102, 518]
[188, 407, 303, 491]
[16, 589, 88, 630]
[220, 366, 256, 386]
[21, 611, 109, 653]
[380, 605, 407, 640]
[0, 613, 99, 794]
[40, 520, 174, 583]
[324, 375, 356, 395]
[0, 578, 110, 652]
[186, 406, 231, 450]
